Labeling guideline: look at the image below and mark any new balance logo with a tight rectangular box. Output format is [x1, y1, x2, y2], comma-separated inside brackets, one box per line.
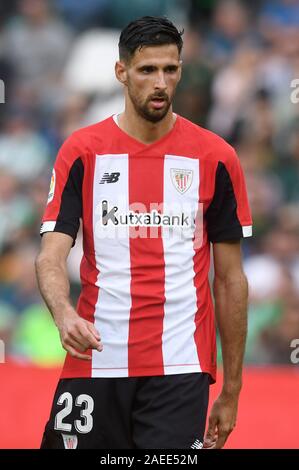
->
[100, 172, 120, 184]
[191, 439, 203, 449]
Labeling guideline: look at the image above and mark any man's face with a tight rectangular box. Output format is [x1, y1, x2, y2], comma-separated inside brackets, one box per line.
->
[118, 44, 182, 123]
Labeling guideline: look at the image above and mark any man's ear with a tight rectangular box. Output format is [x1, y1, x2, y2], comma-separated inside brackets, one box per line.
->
[115, 60, 128, 86]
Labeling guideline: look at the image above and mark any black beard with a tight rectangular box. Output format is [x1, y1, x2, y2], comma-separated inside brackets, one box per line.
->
[129, 89, 172, 123]
[137, 102, 172, 123]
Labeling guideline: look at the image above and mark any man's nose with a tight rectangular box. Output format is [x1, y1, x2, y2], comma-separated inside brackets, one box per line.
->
[154, 72, 167, 90]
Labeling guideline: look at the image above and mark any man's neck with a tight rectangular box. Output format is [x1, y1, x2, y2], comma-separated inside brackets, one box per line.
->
[117, 103, 176, 145]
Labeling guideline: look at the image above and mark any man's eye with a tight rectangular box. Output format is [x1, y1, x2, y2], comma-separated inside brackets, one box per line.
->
[141, 67, 154, 74]
[165, 67, 177, 73]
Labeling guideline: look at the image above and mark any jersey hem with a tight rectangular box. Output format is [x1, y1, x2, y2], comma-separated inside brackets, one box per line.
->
[60, 365, 216, 383]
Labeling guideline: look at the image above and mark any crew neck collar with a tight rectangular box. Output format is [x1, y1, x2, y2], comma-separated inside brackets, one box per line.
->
[111, 112, 179, 149]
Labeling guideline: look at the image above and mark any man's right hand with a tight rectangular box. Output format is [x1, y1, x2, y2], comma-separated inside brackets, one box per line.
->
[56, 309, 103, 360]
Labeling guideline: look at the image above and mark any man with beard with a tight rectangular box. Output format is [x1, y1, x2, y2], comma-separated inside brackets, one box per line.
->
[36, 16, 252, 449]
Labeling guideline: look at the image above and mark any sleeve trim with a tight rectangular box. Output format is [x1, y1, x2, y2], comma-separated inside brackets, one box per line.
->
[40, 220, 78, 246]
[40, 221, 56, 234]
[242, 225, 252, 237]
[209, 224, 252, 243]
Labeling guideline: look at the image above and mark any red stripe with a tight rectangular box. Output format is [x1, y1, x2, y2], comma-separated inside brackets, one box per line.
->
[61, 152, 99, 379]
[128, 152, 165, 377]
[193, 159, 217, 382]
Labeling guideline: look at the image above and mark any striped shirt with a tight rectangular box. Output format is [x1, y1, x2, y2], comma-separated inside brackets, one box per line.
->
[40, 114, 252, 382]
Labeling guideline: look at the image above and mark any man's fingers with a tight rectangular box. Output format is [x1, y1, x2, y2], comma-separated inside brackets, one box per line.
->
[83, 331, 103, 351]
[207, 415, 217, 439]
[86, 321, 101, 340]
[59, 318, 103, 356]
[69, 323, 103, 351]
[69, 329, 101, 351]
[66, 345, 92, 361]
[203, 395, 238, 449]
[203, 434, 217, 449]
[83, 325, 103, 351]
[203, 415, 218, 448]
[85, 330, 103, 351]
[64, 336, 87, 353]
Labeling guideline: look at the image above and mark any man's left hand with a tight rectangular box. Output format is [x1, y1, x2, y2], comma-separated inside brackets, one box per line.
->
[203, 390, 239, 449]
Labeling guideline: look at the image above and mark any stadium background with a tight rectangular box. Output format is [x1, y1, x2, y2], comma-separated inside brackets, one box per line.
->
[0, 0, 298, 448]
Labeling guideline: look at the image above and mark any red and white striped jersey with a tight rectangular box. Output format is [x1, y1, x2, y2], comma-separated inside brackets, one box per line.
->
[40, 114, 252, 382]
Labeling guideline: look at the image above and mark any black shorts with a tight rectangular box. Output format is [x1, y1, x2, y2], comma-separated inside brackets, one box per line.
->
[41, 372, 210, 449]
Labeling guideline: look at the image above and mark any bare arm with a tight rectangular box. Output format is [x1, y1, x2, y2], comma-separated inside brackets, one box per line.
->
[204, 240, 248, 449]
[35, 232, 102, 360]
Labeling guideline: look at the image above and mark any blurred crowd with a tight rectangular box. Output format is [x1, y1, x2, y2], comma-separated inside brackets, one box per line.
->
[0, 0, 299, 367]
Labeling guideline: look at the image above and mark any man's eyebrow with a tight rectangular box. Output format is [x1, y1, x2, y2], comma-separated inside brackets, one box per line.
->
[138, 64, 156, 68]
[137, 64, 157, 69]
[137, 63, 179, 69]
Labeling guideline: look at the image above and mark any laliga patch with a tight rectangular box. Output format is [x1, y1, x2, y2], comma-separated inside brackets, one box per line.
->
[47, 168, 56, 204]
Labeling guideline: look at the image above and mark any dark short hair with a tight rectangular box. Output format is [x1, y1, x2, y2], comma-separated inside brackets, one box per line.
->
[119, 16, 184, 62]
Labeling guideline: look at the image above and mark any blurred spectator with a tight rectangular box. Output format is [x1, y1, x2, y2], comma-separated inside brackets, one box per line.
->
[188, 0, 218, 29]
[2, 0, 73, 114]
[63, 29, 120, 95]
[0, 109, 49, 182]
[0, 242, 41, 312]
[206, 0, 258, 65]
[259, 0, 299, 43]
[174, 29, 213, 126]
[274, 121, 299, 201]
[0, 1, 17, 26]
[0, 170, 33, 251]
[102, 0, 186, 29]
[208, 43, 261, 139]
[54, 0, 109, 31]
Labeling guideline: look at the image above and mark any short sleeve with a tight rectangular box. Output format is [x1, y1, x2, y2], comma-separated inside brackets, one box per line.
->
[205, 152, 252, 243]
[40, 134, 84, 246]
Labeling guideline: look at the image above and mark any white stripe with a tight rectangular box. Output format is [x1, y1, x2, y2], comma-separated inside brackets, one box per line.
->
[92, 154, 131, 377]
[242, 225, 252, 237]
[163, 365, 201, 375]
[40, 221, 56, 233]
[162, 155, 202, 373]
[91, 368, 129, 378]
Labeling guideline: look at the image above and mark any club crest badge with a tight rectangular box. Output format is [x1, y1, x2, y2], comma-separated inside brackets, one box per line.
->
[62, 433, 78, 449]
[171, 168, 193, 194]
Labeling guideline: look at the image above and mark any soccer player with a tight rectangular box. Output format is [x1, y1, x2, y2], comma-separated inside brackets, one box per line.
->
[36, 16, 252, 449]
